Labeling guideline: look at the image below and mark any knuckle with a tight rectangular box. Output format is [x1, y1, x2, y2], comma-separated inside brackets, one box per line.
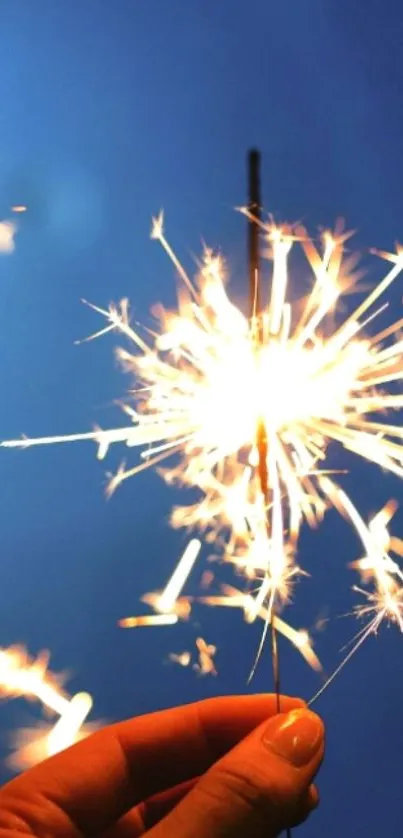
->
[205, 761, 299, 816]
[186, 764, 316, 836]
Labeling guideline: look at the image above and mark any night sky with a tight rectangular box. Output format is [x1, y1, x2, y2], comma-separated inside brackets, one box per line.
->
[1, 2, 403, 835]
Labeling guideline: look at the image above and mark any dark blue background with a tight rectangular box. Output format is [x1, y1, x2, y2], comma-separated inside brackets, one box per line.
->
[1, 2, 403, 834]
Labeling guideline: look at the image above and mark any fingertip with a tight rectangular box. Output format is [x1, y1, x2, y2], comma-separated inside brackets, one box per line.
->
[308, 783, 319, 810]
[262, 708, 324, 769]
[279, 695, 307, 708]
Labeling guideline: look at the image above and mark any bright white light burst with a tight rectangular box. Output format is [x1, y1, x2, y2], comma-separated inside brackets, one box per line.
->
[4, 210, 403, 672]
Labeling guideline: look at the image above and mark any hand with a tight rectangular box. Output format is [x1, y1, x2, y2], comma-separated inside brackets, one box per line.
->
[0, 695, 324, 837]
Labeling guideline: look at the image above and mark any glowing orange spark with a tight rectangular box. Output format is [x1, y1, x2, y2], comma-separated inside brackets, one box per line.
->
[168, 651, 192, 667]
[119, 614, 178, 628]
[193, 637, 217, 676]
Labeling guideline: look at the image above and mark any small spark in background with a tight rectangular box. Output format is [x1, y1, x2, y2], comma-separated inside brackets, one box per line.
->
[0, 206, 27, 254]
[0, 646, 95, 768]
[168, 637, 217, 676]
[0, 220, 17, 254]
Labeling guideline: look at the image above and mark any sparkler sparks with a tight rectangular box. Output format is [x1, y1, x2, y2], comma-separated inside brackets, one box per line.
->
[0, 219, 17, 253]
[168, 650, 192, 668]
[193, 637, 217, 676]
[309, 500, 403, 704]
[168, 638, 217, 676]
[3, 197, 403, 677]
[0, 646, 94, 767]
[351, 500, 403, 634]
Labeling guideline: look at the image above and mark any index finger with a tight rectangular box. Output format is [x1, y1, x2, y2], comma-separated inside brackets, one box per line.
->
[0, 694, 304, 837]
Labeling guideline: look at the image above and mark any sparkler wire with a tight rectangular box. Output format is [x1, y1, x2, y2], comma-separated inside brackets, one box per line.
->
[247, 150, 290, 837]
[248, 151, 282, 699]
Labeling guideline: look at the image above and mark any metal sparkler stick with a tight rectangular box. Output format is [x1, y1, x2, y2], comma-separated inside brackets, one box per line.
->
[248, 149, 262, 322]
[247, 149, 282, 707]
[248, 150, 289, 836]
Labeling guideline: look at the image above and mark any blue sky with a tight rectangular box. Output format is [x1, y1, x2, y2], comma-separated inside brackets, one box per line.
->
[1, 1, 403, 834]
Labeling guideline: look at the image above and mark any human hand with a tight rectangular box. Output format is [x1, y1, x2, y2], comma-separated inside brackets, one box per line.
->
[0, 694, 324, 837]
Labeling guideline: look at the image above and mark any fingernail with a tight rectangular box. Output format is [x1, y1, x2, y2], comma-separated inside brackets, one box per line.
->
[262, 709, 323, 767]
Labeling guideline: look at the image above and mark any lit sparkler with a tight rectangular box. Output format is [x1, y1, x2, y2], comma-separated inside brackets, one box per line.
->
[3, 153, 403, 674]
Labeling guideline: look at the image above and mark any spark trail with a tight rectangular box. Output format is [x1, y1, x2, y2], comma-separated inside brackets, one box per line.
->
[0, 646, 94, 767]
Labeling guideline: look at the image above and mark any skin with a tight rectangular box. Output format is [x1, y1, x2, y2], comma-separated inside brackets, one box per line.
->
[0, 694, 324, 838]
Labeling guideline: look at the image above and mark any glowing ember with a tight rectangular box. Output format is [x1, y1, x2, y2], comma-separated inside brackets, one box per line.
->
[168, 651, 192, 667]
[193, 637, 217, 676]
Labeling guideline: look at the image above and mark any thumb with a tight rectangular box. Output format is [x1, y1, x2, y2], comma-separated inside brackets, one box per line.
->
[151, 708, 324, 838]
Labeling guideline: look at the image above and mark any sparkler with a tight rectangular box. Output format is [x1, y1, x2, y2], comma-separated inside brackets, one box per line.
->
[3, 152, 403, 686]
[246, 149, 284, 696]
[0, 646, 94, 767]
